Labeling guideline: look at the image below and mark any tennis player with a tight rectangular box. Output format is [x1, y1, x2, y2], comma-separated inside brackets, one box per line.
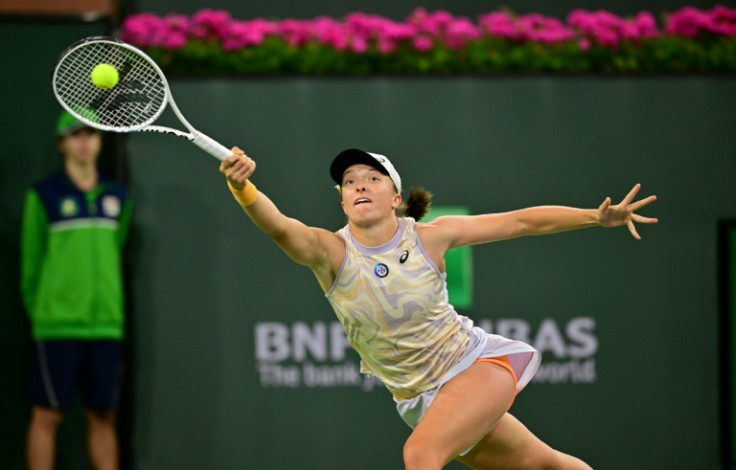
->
[220, 147, 657, 470]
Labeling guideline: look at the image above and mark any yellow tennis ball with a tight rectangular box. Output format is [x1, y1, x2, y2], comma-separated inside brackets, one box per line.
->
[90, 63, 119, 89]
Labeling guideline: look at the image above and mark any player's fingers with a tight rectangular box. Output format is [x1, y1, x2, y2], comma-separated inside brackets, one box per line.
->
[631, 214, 659, 224]
[232, 167, 249, 181]
[621, 183, 641, 206]
[237, 165, 256, 183]
[627, 220, 641, 240]
[225, 154, 243, 167]
[239, 155, 256, 173]
[598, 197, 611, 212]
[219, 158, 236, 174]
[234, 154, 253, 168]
[230, 160, 247, 175]
[628, 195, 657, 212]
[231, 159, 255, 180]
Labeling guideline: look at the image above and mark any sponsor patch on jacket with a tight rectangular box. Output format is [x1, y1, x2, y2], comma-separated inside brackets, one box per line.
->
[102, 195, 121, 217]
[60, 197, 78, 217]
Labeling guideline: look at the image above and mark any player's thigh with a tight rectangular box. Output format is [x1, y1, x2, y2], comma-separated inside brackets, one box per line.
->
[406, 361, 515, 461]
[457, 412, 558, 470]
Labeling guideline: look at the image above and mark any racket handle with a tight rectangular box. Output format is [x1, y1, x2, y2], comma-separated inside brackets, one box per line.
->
[192, 130, 232, 161]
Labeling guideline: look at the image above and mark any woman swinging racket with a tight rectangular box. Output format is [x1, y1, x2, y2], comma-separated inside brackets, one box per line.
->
[220, 146, 657, 470]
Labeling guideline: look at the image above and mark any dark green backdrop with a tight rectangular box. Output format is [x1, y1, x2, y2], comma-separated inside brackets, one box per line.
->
[2, 9, 736, 470]
[120, 76, 734, 470]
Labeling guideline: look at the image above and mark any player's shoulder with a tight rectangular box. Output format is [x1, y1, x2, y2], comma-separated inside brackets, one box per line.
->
[319, 226, 346, 245]
[415, 217, 449, 234]
[415, 216, 461, 249]
[310, 227, 345, 274]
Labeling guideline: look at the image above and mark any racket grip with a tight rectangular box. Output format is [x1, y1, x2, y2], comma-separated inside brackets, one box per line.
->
[192, 130, 232, 161]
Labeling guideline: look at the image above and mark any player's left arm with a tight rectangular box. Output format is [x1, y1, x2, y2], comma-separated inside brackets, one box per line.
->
[423, 184, 658, 250]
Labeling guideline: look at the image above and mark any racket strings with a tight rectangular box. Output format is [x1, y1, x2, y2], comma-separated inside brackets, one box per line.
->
[54, 41, 167, 130]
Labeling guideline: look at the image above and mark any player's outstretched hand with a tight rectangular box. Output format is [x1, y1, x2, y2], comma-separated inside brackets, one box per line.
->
[220, 147, 256, 190]
[597, 184, 658, 240]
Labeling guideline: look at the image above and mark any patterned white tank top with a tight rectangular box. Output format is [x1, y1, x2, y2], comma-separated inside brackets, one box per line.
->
[326, 217, 474, 399]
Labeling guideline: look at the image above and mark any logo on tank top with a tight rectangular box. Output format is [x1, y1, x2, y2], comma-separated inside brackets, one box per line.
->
[399, 250, 409, 263]
[374, 263, 389, 278]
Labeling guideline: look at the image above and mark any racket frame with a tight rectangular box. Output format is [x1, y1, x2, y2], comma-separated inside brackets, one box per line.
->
[53, 36, 231, 160]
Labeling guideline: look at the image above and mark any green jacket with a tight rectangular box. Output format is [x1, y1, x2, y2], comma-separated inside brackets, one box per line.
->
[20, 169, 132, 340]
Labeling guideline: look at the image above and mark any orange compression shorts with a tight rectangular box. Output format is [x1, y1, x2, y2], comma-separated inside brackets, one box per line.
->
[475, 355, 518, 409]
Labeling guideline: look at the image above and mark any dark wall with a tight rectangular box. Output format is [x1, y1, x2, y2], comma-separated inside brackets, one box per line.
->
[123, 76, 735, 469]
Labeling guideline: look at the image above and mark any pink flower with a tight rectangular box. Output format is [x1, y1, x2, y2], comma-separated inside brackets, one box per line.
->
[120, 13, 166, 47]
[666, 5, 736, 37]
[117, 6, 736, 62]
[313, 16, 349, 50]
[221, 19, 275, 50]
[162, 32, 187, 49]
[345, 12, 381, 38]
[518, 13, 575, 43]
[189, 9, 233, 41]
[479, 11, 575, 44]
[444, 17, 481, 49]
[479, 12, 520, 39]
[350, 35, 368, 53]
[164, 14, 190, 33]
[407, 9, 481, 49]
[379, 22, 414, 42]
[412, 35, 434, 51]
[568, 9, 656, 49]
[408, 7, 428, 26]
[277, 19, 312, 47]
[634, 12, 659, 37]
[377, 37, 397, 54]
[409, 8, 455, 37]
[712, 5, 736, 35]
[343, 12, 417, 53]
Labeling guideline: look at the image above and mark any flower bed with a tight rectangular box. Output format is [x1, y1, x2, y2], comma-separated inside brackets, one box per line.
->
[120, 6, 736, 75]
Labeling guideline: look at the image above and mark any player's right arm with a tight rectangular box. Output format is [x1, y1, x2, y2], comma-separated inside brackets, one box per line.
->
[219, 149, 341, 279]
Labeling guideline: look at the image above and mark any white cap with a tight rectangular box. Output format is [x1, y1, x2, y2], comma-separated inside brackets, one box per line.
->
[330, 148, 402, 194]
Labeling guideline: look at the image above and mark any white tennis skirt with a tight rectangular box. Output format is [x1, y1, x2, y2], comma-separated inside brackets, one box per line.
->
[394, 326, 541, 455]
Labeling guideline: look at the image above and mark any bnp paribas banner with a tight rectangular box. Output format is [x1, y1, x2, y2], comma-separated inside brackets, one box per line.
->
[253, 206, 598, 392]
[253, 316, 597, 390]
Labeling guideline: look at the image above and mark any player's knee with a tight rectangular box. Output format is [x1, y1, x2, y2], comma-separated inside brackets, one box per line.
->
[519, 446, 583, 470]
[544, 449, 594, 470]
[403, 437, 444, 470]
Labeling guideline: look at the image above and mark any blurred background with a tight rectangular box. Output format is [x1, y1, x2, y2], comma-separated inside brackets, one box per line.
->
[1, 0, 735, 469]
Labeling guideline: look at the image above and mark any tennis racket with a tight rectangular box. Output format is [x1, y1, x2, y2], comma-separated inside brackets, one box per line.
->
[52, 36, 231, 160]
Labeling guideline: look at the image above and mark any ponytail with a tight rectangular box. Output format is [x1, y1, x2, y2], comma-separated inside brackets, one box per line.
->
[396, 187, 432, 221]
